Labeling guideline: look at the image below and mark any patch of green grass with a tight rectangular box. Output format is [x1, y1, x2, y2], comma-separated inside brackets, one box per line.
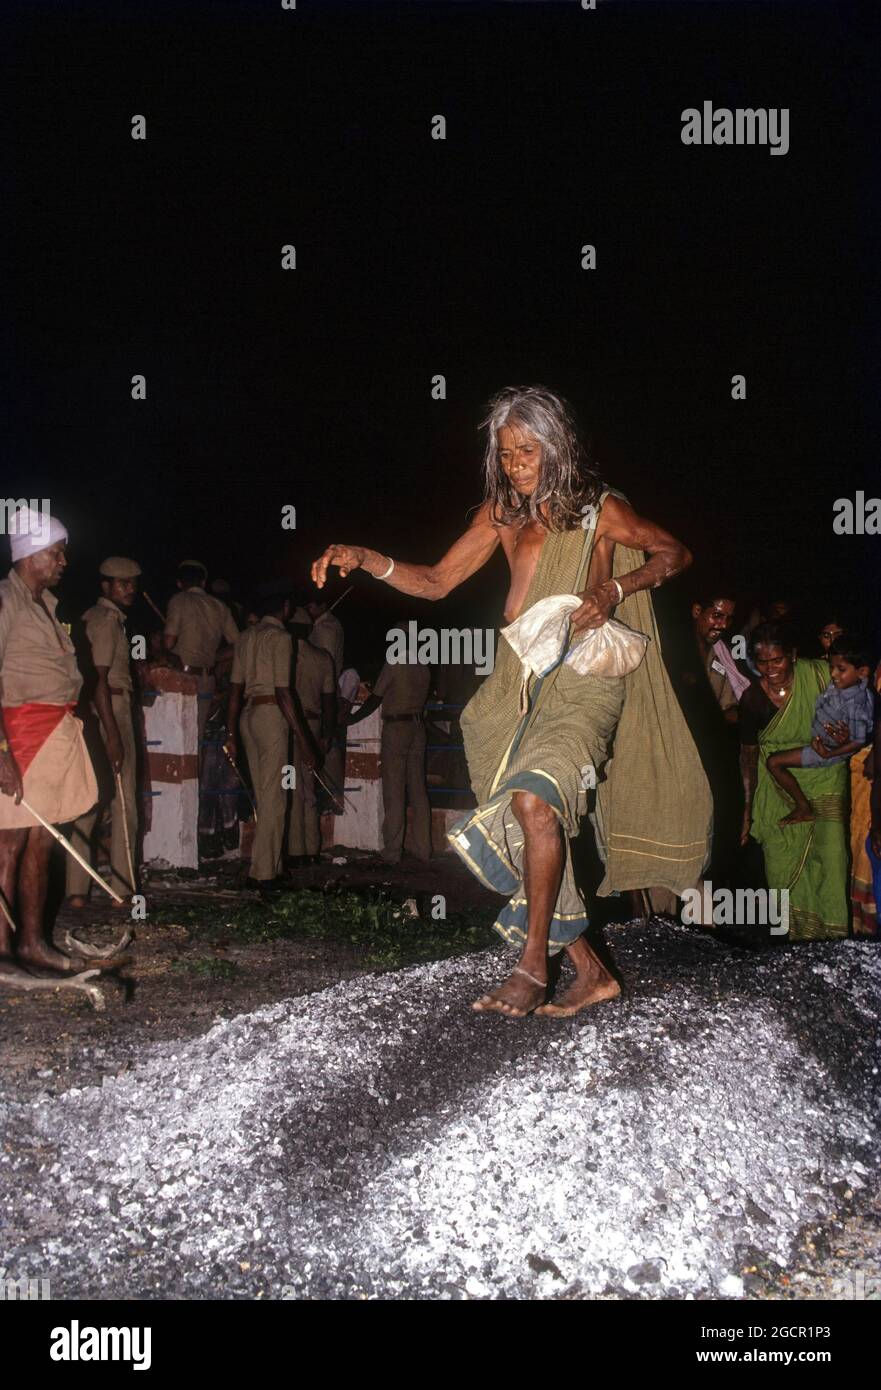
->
[150, 887, 497, 968]
[170, 956, 239, 980]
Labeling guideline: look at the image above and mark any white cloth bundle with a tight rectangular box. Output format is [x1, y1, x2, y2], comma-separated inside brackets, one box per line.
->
[501, 594, 649, 688]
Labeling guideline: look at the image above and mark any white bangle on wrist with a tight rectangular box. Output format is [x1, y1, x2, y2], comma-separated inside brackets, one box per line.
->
[609, 578, 624, 605]
[377, 555, 395, 581]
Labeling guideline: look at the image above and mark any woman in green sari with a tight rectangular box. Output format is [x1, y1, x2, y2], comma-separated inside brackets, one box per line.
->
[740, 622, 850, 940]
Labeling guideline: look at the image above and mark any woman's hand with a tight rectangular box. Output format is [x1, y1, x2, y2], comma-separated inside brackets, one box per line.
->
[570, 582, 616, 635]
[740, 807, 753, 846]
[311, 544, 367, 589]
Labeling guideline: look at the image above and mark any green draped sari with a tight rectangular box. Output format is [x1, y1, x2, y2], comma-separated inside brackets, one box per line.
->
[750, 658, 849, 940]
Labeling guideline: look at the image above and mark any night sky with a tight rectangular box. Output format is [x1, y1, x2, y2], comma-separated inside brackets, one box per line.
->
[5, 0, 879, 663]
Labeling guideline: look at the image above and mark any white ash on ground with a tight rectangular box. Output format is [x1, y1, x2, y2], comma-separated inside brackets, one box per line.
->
[1, 921, 878, 1299]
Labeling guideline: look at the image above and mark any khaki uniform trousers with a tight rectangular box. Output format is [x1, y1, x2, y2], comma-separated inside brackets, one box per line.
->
[380, 719, 431, 864]
[289, 715, 321, 858]
[240, 702, 288, 883]
[67, 693, 139, 898]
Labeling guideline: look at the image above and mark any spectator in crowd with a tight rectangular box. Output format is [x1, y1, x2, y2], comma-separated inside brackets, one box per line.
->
[739, 595, 799, 675]
[345, 623, 432, 865]
[868, 701, 881, 932]
[66, 556, 142, 908]
[306, 598, 346, 812]
[0, 509, 98, 974]
[163, 560, 239, 756]
[765, 634, 874, 826]
[664, 588, 749, 917]
[817, 614, 845, 661]
[227, 588, 316, 892]
[306, 598, 344, 684]
[740, 622, 851, 940]
[287, 606, 335, 867]
[849, 652, 881, 936]
[210, 576, 246, 630]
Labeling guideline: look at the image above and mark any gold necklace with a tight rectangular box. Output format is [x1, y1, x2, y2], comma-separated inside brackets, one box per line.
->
[769, 680, 791, 698]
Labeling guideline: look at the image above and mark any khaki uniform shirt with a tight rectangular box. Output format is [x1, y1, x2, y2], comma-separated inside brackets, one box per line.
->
[82, 597, 132, 692]
[294, 639, 335, 719]
[703, 644, 738, 714]
[373, 660, 431, 716]
[164, 587, 238, 668]
[0, 566, 82, 707]
[231, 617, 293, 698]
[310, 610, 344, 682]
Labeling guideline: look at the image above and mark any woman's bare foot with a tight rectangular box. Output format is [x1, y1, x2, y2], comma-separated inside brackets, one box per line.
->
[65, 895, 88, 910]
[780, 805, 815, 826]
[536, 936, 621, 1017]
[472, 965, 547, 1017]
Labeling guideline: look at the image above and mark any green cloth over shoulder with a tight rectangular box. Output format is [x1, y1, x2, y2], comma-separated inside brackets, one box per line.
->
[448, 490, 712, 951]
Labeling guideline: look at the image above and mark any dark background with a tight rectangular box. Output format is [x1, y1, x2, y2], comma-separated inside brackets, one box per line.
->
[5, 0, 879, 666]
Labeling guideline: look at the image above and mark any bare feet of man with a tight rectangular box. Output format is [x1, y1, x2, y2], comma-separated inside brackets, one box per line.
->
[16, 942, 76, 975]
[536, 936, 621, 1017]
[20, 947, 132, 977]
[472, 964, 547, 1017]
[779, 805, 815, 826]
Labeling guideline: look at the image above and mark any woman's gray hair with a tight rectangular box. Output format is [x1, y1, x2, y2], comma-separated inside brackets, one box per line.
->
[480, 385, 601, 532]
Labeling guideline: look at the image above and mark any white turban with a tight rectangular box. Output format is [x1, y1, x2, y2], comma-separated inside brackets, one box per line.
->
[8, 506, 68, 562]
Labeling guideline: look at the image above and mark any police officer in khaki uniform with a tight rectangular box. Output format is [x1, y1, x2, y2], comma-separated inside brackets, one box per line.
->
[346, 644, 432, 864]
[163, 560, 239, 750]
[306, 598, 346, 812]
[66, 556, 141, 906]
[226, 588, 316, 892]
[306, 600, 345, 681]
[287, 607, 335, 866]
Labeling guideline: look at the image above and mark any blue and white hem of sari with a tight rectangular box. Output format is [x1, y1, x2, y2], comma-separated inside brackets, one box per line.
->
[447, 768, 588, 953]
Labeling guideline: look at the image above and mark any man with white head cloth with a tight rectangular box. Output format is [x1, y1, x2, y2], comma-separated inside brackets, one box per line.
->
[0, 505, 98, 973]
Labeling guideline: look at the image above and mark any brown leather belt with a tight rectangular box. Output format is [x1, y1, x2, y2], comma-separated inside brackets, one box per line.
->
[182, 664, 213, 676]
[246, 694, 279, 707]
[384, 712, 423, 722]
